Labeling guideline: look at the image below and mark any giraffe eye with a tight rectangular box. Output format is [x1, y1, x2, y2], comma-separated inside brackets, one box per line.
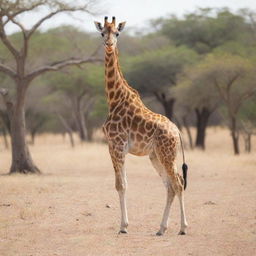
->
[101, 33, 104, 37]
[116, 32, 119, 37]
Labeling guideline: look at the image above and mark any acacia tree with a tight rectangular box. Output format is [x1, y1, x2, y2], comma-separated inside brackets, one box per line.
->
[175, 63, 220, 150]
[0, 0, 102, 173]
[47, 65, 104, 142]
[191, 54, 256, 154]
[158, 8, 254, 54]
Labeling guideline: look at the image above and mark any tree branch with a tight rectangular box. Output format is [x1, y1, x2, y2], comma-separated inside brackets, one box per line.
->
[56, 111, 72, 130]
[26, 46, 103, 82]
[0, 19, 19, 59]
[6, 16, 29, 57]
[6, 15, 27, 33]
[26, 5, 91, 38]
[234, 88, 256, 113]
[1, 1, 95, 58]
[153, 91, 164, 103]
[226, 72, 240, 93]
[0, 63, 17, 80]
[2, 1, 47, 26]
[56, 111, 75, 147]
[214, 78, 228, 103]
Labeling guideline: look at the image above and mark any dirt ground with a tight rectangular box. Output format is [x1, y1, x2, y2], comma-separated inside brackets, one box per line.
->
[0, 128, 255, 256]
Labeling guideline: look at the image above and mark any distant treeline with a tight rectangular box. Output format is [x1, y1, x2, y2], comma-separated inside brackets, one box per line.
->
[1, 7, 256, 157]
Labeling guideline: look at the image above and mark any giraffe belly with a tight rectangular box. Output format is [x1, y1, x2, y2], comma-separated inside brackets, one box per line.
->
[128, 139, 153, 156]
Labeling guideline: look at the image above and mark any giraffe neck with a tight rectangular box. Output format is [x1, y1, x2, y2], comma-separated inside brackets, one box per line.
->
[104, 48, 129, 111]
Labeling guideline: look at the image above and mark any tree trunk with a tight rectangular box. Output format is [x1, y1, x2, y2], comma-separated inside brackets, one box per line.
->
[9, 86, 40, 174]
[195, 107, 211, 150]
[182, 116, 193, 149]
[30, 131, 36, 145]
[247, 134, 252, 153]
[85, 113, 93, 142]
[173, 115, 182, 130]
[161, 97, 175, 121]
[67, 130, 75, 148]
[2, 127, 9, 149]
[230, 117, 240, 155]
[244, 133, 251, 153]
[56, 113, 75, 148]
[154, 92, 176, 121]
[0, 110, 11, 134]
[73, 99, 88, 142]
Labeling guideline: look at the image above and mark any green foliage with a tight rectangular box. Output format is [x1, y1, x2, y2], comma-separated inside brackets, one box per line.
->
[0, 26, 98, 71]
[45, 64, 104, 97]
[90, 95, 108, 119]
[124, 46, 198, 94]
[174, 64, 220, 112]
[212, 41, 256, 58]
[179, 53, 256, 117]
[28, 26, 97, 66]
[159, 8, 254, 54]
[118, 32, 170, 56]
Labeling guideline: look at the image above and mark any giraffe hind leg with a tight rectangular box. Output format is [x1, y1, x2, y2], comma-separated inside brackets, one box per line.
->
[154, 148, 188, 235]
[149, 151, 175, 236]
[166, 164, 188, 235]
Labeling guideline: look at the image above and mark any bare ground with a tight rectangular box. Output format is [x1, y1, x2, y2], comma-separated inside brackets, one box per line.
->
[0, 128, 255, 256]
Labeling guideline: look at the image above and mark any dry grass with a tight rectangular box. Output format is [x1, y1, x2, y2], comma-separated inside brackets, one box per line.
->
[0, 128, 255, 256]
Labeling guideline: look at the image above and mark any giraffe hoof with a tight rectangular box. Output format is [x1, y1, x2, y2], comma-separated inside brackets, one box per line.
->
[156, 231, 163, 236]
[118, 230, 128, 234]
[178, 231, 186, 235]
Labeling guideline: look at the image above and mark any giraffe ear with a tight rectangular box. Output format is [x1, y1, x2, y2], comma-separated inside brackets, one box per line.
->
[94, 21, 103, 32]
[117, 22, 126, 32]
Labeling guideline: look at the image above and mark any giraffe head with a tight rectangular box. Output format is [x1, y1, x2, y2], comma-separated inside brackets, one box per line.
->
[94, 16, 126, 51]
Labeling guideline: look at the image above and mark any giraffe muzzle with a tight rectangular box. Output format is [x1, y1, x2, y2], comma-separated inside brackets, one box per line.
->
[105, 41, 114, 47]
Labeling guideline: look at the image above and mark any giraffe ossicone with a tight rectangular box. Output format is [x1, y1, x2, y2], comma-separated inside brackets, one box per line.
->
[94, 17, 188, 236]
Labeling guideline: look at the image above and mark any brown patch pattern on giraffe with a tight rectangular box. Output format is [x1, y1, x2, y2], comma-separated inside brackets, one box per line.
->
[103, 42, 183, 180]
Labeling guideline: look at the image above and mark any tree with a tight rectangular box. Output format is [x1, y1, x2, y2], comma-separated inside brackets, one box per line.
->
[0, 0, 102, 173]
[46, 64, 104, 142]
[158, 8, 254, 54]
[124, 46, 198, 121]
[174, 64, 220, 149]
[189, 54, 256, 154]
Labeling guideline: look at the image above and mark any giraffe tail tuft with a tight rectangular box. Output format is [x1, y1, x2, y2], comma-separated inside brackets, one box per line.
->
[182, 163, 188, 190]
[179, 132, 188, 190]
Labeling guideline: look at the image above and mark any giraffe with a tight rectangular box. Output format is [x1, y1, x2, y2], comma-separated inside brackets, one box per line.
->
[94, 16, 188, 236]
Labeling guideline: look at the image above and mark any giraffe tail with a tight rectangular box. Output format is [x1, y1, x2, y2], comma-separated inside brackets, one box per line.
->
[179, 132, 188, 190]
[182, 163, 188, 190]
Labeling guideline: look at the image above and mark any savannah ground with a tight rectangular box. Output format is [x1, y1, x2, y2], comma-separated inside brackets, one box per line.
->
[0, 128, 255, 256]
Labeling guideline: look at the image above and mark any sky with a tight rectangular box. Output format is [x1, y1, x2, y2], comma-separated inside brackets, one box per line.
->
[5, 0, 256, 34]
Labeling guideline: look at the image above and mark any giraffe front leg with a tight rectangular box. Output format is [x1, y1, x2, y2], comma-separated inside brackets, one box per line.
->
[116, 171, 129, 234]
[109, 144, 129, 234]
